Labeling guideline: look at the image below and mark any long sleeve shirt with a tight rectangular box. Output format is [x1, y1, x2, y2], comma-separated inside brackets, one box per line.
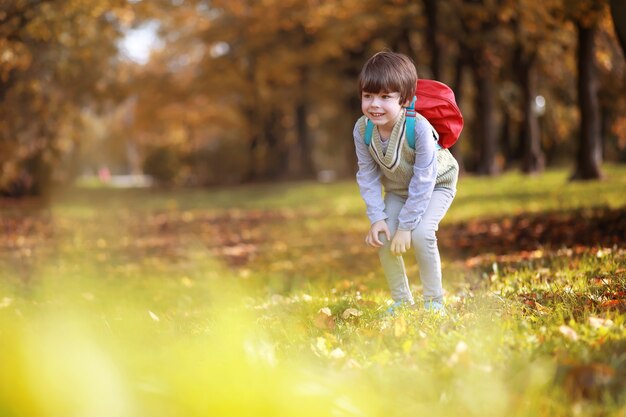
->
[353, 118, 437, 231]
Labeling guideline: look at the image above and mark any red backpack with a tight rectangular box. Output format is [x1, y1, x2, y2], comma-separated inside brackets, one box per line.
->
[364, 79, 463, 149]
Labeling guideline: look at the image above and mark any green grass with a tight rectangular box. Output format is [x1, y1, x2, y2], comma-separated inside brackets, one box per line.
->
[41, 164, 626, 218]
[1, 165, 625, 417]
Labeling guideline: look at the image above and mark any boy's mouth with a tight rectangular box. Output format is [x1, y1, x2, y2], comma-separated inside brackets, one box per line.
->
[370, 112, 385, 117]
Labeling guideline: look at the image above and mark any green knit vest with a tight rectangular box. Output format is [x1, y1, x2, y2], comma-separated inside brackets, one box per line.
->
[357, 115, 458, 198]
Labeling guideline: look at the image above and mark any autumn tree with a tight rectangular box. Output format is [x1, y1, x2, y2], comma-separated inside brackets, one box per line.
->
[610, 0, 626, 59]
[507, 0, 565, 174]
[451, 0, 515, 175]
[3, 0, 624, 192]
[0, 0, 138, 196]
[565, 0, 609, 180]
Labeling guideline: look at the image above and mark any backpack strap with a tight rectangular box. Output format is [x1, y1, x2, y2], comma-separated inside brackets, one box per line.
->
[364, 100, 416, 149]
[364, 118, 374, 146]
[406, 96, 442, 150]
[365, 97, 437, 151]
[405, 96, 417, 150]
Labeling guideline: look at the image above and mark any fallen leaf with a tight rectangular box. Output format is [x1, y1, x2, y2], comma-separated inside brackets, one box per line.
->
[314, 307, 335, 329]
[341, 308, 363, 320]
[329, 348, 345, 359]
[599, 299, 626, 311]
[148, 310, 160, 322]
[523, 299, 552, 314]
[314, 337, 328, 355]
[559, 325, 579, 341]
[588, 316, 613, 329]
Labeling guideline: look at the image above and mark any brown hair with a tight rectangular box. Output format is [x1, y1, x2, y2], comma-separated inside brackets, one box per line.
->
[358, 51, 417, 105]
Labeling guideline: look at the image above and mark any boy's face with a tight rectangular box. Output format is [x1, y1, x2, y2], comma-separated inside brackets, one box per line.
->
[361, 91, 408, 133]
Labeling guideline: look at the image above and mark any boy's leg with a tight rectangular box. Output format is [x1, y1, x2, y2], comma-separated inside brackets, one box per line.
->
[411, 187, 455, 303]
[378, 193, 414, 304]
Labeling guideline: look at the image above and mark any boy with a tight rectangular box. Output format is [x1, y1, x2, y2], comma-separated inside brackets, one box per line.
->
[353, 51, 459, 313]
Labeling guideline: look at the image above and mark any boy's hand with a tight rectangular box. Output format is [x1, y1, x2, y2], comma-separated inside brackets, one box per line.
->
[391, 230, 411, 256]
[365, 220, 391, 248]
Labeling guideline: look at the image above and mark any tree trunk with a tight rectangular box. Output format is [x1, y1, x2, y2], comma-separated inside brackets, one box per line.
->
[571, 21, 603, 180]
[264, 110, 289, 179]
[424, 0, 442, 80]
[610, 0, 626, 60]
[291, 66, 316, 179]
[241, 53, 267, 182]
[474, 64, 499, 175]
[500, 111, 516, 169]
[391, 25, 416, 59]
[517, 53, 545, 174]
[0, 72, 15, 102]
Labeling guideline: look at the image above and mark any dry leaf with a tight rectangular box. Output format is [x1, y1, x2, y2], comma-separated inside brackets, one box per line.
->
[523, 299, 551, 314]
[600, 299, 626, 311]
[148, 310, 160, 322]
[559, 325, 579, 341]
[314, 307, 335, 329]
[341, 308, 363, 320]
[588, 316, 613, 329]
[329, 348, 345, 359]
[535, 302, 552, 314]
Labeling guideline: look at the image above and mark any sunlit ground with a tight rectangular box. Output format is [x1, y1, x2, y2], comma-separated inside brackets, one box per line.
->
[1, 165, 626, 417]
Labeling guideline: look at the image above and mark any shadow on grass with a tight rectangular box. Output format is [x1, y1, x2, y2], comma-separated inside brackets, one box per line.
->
[439, 206, 626, 258]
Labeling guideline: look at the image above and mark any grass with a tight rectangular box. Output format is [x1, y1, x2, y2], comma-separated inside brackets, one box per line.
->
[1, 165, 625, 417]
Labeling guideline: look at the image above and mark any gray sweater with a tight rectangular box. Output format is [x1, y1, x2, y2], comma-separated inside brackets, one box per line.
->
[353, 116, 457, 231]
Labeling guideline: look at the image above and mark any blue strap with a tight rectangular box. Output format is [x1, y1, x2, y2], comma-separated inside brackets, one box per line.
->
[364, 119, 374, 146]
[405, 96, 416, 149]
[365, 96, 431, 151]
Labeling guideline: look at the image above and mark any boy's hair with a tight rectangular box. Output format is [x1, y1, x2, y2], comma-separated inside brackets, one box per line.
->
[358, 51, 418, 106]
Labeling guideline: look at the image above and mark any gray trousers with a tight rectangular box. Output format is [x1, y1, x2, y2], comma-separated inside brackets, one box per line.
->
[379, 188, 455, 304]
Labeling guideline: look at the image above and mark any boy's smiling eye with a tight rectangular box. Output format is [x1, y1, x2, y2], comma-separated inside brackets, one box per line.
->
[362, 92, 399, 100]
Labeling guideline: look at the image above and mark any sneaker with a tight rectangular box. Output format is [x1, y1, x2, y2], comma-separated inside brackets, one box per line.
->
[424, 300, 447, 316]
[386, 300, 414, 315]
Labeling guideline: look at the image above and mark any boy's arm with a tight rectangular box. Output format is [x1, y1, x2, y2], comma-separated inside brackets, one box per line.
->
[397, 119, 437, 231]
[353, 121, 387, 225]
